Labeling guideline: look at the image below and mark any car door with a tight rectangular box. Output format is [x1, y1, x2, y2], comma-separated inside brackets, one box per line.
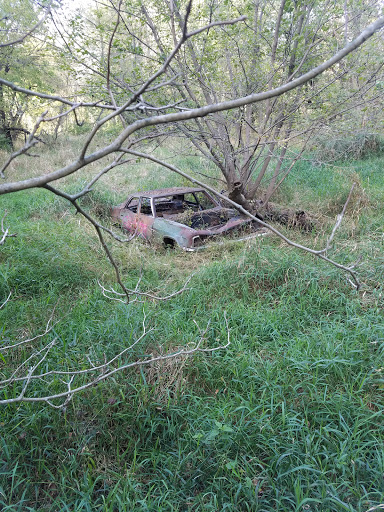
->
[121, 196, 155, 239]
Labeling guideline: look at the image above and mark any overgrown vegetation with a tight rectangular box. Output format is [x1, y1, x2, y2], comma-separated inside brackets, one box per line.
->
[1, 137, 383, 511]
[310, 132, 384, 163]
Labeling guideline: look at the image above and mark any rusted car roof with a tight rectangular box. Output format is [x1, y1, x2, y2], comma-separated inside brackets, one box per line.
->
[128, 187, 205, 198]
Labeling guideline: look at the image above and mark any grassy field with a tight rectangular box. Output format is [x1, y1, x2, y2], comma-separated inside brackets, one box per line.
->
[0, 136, 383, 511]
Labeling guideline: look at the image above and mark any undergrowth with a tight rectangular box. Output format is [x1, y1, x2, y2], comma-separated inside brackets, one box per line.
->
[0, 136, 383, 511]
[309, 132, 384, 163]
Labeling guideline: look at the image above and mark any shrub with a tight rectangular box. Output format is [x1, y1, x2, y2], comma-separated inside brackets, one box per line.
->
[310, 131, 384, 162]
[0, 133, 12, 151]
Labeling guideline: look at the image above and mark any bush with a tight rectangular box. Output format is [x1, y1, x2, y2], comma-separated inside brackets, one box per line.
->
[0, 133, 12, 151]
[78, 188, 113, 219]
[310, 132, 384, 162]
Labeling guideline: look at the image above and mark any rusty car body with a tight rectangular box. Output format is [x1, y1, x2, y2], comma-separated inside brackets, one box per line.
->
[111, 187, 256, 249]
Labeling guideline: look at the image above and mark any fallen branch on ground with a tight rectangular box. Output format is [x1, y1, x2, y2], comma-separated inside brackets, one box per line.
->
[0, 298, 230, 408]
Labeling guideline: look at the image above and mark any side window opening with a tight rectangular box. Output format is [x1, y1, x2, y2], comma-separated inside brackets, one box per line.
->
[141, 197, 152, 215]
[184, 193, 199, 210]
[126, 197, 140, 213]
[124, 197, 153, 215]
[192, 192, 216, 209]
[154, 196, 185, 217]
[153, 192, 217, 219]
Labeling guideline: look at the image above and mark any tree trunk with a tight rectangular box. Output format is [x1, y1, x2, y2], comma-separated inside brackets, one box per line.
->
[0, 65, 13, 150]
[228, 181, 251, 210]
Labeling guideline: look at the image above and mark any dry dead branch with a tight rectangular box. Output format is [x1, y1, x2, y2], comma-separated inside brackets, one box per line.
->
[98, 272, 194, 304]
[0, 301, 230, 408]
[0, 210, 16, 245]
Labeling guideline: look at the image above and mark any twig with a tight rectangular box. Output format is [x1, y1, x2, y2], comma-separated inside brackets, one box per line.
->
[0, 111, 48, 178]
[98, 272, 194, 302]
[1, 303, 59, 351]
[0, 313, 230, 406]
[0, 2, 52, 48]
[0, 211, 16, 244]
[0, 317, 149, 386]
[43, 184, 135, 243]
[77, 11, 247, 161]
[0, 291, 11, 309]
[365, 505, 384, 512]
[0, 339, 57, 387]
[325, 183, 356, 253]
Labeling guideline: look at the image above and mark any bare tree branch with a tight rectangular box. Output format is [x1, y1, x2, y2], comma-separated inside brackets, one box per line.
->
[0, 210, 16, 244]
[0, 312, 230, 407]
[0, 78, 121, 110]
[98, 272, 194, 303]
[0, 3, 52, 48]
[42, 183, 135, 243]
[0, 111, 48, 178]
[325, 183, 356, 253]
[0, 15, 383, 196]
[0, 291, 11, 309]
[1, 303, 59, 351]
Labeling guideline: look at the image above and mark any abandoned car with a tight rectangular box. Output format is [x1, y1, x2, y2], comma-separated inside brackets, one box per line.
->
[111, 187, 256, 249]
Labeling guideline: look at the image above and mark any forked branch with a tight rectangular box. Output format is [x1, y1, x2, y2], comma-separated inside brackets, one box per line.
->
[1, 16, 382, 195]
[0, 2, 52, 48]
[0, 307, 230, 408]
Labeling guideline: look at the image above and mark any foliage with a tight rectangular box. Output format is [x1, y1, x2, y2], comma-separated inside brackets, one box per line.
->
[0, 133, 11, 151]
[0, 0, 60, 147]
[0, 2, 384, 510]
[310, 131, 384, 162]
[69, 0, 383, 206]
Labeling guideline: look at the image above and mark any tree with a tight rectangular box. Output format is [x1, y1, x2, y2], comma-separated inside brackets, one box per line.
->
[72, 0, 384, 209]
[0, 0, 383, 405]
[0, 0, 56, 149]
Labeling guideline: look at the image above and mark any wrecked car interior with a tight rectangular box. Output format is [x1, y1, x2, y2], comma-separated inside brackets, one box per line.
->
[111, 187, 257, 249]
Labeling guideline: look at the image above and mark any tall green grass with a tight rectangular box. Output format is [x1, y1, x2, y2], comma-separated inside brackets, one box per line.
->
[0, 137, 384, 511]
